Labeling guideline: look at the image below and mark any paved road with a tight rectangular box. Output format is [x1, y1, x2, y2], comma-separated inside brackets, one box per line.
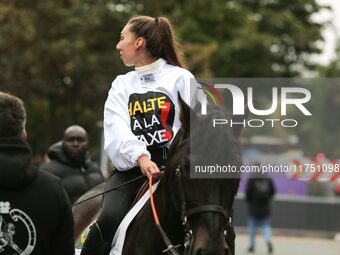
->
[236, 233, 340, 255]
[76, 231, 340, 255]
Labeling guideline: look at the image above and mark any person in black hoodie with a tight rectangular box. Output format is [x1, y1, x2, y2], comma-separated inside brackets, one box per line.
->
[39, 125, 104, 204]
[0, 92, 74, 255]
[246, 170, 276, 254]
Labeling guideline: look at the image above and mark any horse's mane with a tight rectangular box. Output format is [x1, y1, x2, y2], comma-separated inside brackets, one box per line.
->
[164, 99, 242, 209]
[170, 99, 242, 172]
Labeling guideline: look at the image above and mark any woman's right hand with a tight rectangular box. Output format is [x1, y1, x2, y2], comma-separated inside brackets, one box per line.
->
[137, 155, 162, 179]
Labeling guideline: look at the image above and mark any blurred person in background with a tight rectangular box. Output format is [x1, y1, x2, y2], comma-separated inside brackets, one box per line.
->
[39, 125, 104, 204]
[246, 169, 276, 254]
[0, 92, 74, 255]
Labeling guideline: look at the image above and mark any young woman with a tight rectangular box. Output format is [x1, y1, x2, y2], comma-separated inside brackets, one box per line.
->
[81, 15, 200, 255]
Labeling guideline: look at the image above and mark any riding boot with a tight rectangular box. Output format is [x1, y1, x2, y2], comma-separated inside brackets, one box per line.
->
[80, 223, 111, 255]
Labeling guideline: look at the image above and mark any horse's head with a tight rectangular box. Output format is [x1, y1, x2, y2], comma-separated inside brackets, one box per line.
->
[165, 97, 244, 255]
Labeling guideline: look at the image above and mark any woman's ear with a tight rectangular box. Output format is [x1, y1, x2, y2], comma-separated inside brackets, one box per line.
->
[135, 37, 145, 50]
[21, 129, 27, 141]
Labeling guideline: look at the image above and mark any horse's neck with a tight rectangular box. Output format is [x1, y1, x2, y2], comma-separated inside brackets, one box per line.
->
[122, 177, 183, 255]
[153, 177, 183, 241]
[154, 177, 178, 218]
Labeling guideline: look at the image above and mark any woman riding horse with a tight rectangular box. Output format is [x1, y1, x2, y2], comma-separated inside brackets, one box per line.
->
[80, 15, 202, 254]
[75, 99, 244, 255]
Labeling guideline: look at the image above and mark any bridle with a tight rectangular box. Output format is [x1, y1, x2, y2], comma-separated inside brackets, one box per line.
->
[149, 162, 233, 255]
[175, 164, 232, 254]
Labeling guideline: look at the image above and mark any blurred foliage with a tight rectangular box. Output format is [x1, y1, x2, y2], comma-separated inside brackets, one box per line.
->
[310, 40, 340, 158]
[319, 39, 340, 77]
[0, 0, 130, 159]
[0, 0, 337, 160]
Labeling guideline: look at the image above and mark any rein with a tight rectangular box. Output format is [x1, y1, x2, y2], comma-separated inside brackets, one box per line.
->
[73, 175, 145, 206]
[149, 175, 181, 255]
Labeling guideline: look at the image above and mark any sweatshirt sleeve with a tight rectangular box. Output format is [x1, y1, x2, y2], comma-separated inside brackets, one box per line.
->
[104, 77, 151, 171]
[177, 69, 206, 109]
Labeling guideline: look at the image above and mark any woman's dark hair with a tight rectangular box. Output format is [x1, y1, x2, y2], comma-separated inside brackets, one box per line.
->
[128, 15, 185, 68]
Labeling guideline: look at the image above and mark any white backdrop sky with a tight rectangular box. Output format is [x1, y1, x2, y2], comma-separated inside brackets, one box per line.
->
[313, 0, 340, 64]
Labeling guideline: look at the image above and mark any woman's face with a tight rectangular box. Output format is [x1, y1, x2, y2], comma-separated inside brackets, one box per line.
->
[116, 23, 139, 66]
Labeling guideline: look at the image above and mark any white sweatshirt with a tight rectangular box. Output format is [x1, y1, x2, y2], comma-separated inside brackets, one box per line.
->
[104, 58, 200, 171]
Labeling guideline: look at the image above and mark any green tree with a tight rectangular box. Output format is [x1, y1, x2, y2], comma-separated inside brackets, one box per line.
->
[0, 0, 129, 157]
[210, 0, 324, 77]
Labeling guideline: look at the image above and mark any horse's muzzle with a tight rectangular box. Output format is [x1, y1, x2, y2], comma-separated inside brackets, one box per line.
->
[194, 246, 229, 255]
[190, 228, 230, 255]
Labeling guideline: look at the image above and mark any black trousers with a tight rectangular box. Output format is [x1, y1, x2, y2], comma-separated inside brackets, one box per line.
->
[80, 168, 146, 255]
[81, 148, 167, 255]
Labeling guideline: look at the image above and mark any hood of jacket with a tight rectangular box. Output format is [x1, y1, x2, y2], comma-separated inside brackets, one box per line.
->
[47, 141, 92, 167]
[0, 137, 37, 189]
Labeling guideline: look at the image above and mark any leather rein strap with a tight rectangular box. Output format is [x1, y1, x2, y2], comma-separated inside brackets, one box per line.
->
[149, 176, 181, 255]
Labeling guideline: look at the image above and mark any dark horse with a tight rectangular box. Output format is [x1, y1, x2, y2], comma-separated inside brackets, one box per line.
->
[73, 99, 243, 255]
[121, 100, 243, 255]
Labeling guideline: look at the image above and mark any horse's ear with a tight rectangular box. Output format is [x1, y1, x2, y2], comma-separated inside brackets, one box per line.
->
[178, 93, 196, 134]
[231, 104, 249, 138]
